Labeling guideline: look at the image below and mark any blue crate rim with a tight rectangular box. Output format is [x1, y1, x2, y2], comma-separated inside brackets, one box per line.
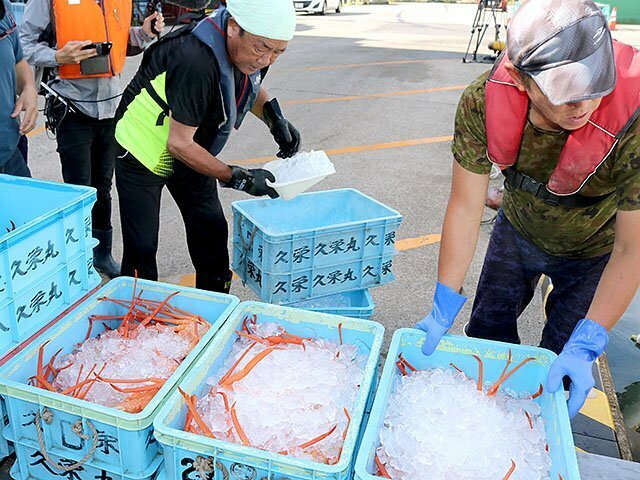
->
[231, 188, 403, 238]
[0, 277, 240, 430]
[354, 328, 581, 480]
[153, 300, 385, 476]
[0, 175, 96, 244]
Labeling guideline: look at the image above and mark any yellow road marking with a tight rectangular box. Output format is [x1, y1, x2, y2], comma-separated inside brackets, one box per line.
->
[178, 272, 239, 287]
[234, 135, 453, 166]
[284, 85, 467, 106]
[279, 58, 459, 73]
[397, 234, 441, 251]
[178, 273, 196, 287]
[579, 388, 616, 430]
[26, 126, 46, 137]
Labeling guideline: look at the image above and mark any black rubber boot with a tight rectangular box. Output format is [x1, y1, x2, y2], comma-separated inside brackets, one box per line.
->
[196, 271, 233, 294]
[93, 228, 121, 279]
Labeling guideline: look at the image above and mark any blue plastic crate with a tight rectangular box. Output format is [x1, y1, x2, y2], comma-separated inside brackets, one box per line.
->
[0, 277, 239, 479]
[354, 328, 581, 480]
[0, 174, 100, 355]
[152, 415, 373, 480]
[7, 438, 164, 480]
[286, 289, 375, 319]
[232, 189, 402, 303]
[240, 254, 395, 304]
[0, 397, 12, 461]
[153, 301, 385, 480]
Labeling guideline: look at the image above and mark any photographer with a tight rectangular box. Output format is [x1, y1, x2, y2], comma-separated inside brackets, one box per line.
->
[19, 0, 164, 278]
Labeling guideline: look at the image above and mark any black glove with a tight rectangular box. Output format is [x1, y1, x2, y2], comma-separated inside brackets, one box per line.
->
[221, 166, 279, 198]
[263, 98, 301, 158]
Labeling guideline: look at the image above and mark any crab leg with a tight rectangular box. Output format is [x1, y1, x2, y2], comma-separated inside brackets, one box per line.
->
[235, 330, 269, 345]
[471, 355, 483, 391]
[178, 388, 215, 438]
[36, 341, 56, 391]
[525, 411, 533, 429]
[375, 454, 392, 479]
[502, 460, 516, 480]
[218, 342, 257, 385]
[531, 384, 544, 399]
[230, 402, 250, 446]
[138, 291, 180, 328]
[487, 357, 535, 396]
[222, 347, 276, 388]
[298, 424, 337, 450]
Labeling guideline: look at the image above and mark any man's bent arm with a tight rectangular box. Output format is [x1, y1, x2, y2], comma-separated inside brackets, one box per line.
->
[167, 117, 233, 182]
[438, 161, 489, 292]
[586, 210, 640, 330]
[251, 86, 270, 121]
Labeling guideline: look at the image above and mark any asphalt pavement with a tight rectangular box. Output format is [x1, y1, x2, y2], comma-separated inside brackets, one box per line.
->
[22, 3, 640, 354]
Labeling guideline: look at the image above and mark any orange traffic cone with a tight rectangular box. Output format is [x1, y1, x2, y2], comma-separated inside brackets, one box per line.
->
[609, 6, 618, 31]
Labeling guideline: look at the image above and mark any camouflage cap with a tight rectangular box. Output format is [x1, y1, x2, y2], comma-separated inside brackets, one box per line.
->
[507, 0, 616, 105]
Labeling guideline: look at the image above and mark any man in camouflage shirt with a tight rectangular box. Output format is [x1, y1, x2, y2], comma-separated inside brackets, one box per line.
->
[417, 0, 640, 418]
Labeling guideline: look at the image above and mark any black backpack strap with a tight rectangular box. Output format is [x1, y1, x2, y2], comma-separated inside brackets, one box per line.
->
[141, 78, 170, 126]
[138, 23, 200, 126]
[502, 167, 612, 208]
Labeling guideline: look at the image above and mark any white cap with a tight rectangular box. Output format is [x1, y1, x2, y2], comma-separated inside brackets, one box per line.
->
[227, 0, 297, 42]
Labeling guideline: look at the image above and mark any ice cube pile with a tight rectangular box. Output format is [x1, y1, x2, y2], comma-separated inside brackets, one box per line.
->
[52, 323, 206, 411]
[266, 150, 335, 184]
[188, 320, 366, 464]
[377, 367, 551, 480]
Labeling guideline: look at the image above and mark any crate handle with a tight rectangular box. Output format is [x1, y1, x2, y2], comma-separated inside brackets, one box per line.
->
[192, 456, 214, 479]
[35, 408, 99, 472]
[236, 215, 258, 286]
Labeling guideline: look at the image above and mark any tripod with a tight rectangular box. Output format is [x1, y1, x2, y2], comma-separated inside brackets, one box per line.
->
[463, 0, 508, 64]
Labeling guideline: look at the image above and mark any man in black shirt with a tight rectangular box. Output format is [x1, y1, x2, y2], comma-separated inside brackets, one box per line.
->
[114, 0, 300, 292]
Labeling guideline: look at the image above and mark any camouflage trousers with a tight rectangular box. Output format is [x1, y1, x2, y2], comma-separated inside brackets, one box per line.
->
[466, 210, 610, 354]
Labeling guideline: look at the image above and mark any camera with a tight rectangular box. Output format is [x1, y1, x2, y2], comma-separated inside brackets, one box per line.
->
[82, 42, 113, 56]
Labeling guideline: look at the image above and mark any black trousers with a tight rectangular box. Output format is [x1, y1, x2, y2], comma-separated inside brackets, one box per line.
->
[466, 211, 610, 354]
[56, 109, 116, 231]
[115, 149, 232, 293]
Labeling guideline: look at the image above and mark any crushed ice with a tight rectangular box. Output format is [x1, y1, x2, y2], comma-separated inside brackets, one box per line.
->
[376, 367, 551, 480]
[187, 320, 366, 464]
[265, 150, 335, 184]
[52, 323, 206, 411]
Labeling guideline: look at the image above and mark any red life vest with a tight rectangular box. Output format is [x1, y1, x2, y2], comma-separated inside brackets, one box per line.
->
[485, 41, 640, 196]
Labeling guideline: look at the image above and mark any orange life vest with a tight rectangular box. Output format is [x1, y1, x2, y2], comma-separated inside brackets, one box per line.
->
[52, 0, 131, 79]
[485, 41, 640, 196]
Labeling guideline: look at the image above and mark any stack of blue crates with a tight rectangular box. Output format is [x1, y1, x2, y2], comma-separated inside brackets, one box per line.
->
[232, 188, 403, 319]
[0, 278, 239, 480]
[0, 174, 100, 464]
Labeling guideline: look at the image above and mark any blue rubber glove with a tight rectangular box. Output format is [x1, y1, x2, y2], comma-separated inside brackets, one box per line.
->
[415, 282, 467, 355]
[546, 319, 609, 419]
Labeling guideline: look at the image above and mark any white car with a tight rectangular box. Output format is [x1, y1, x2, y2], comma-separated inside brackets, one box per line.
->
[293, 0, 342, 15]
